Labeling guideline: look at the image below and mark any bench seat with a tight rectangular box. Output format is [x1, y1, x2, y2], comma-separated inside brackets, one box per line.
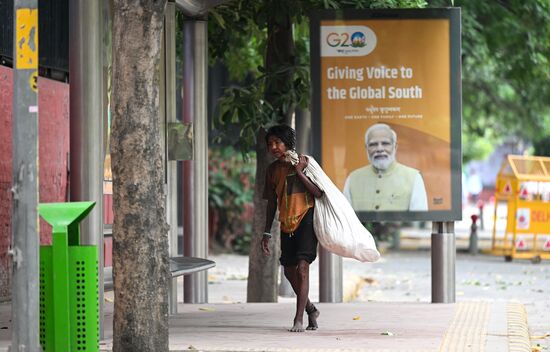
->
[103, 256, 215, 291]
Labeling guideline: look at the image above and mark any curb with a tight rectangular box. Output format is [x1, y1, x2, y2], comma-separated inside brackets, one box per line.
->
[398, 237, 493, 251]
[507, 302, 531, 352]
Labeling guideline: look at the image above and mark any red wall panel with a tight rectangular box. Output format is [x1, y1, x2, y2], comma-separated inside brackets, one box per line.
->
[0, 65, 70, 301]
[0, 66, 13, 302]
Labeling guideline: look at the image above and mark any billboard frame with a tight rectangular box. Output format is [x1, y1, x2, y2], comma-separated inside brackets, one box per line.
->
[310, 8, 462, 222]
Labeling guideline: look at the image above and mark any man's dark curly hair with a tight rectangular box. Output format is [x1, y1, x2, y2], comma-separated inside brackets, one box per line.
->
[265, 125, 296, 151]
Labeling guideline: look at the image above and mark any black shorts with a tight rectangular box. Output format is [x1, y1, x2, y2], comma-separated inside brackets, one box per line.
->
[280, 207, 318, 266]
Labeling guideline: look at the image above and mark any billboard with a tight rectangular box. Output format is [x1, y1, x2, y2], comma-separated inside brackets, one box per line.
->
[310, 9, 462, 221]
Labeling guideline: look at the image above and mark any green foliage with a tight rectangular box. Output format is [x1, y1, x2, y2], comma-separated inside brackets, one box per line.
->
[214, 81, 277, 152]
[533, 137, 550, 157]
[209, 0, 428, 154]
[208, 146, 256, 253]
[208, 1, 269, 81]
[462, 131, 497, 164]
[309, 0, 427, 9]
[232, 231, 253, 255]
[207, 0, 550, 161]
[430, 0, 550, 150]
[208, 3, 266, 81]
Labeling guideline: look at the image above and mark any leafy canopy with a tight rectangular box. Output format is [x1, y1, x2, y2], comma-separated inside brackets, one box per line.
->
[208, 0, 550, 160]
[441, 0, 550, 160]
[208, 0, 427, 153]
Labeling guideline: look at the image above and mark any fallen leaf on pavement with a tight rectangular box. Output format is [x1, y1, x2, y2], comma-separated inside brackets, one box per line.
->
[198, 307, 215, 312]
[381, 331, 394, 336]
[353, 316, 361, 320]
[363, 277, 376, 284]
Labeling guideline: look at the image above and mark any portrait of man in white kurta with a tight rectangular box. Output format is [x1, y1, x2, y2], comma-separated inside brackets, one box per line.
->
[343, 123, 428, 211]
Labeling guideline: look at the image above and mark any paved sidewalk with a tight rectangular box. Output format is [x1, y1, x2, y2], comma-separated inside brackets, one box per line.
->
[97, 301, 514, 352]
[1, 250, 537, 351]
[0, 296, 523, 352]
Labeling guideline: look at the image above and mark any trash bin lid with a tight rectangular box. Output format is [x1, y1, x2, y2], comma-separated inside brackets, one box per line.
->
[38, 201, 96, 229]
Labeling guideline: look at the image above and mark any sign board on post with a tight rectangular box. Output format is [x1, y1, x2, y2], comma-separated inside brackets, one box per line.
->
[310, 8, 462, 222]
[511, 202, 550, 233]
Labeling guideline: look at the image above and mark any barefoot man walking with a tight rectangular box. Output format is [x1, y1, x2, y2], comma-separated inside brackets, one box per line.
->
[261, 125, 323, 332]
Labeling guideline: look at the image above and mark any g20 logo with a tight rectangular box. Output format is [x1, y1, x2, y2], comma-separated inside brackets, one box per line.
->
[326, 31, 367, 48]
[321, 25, 377, 57]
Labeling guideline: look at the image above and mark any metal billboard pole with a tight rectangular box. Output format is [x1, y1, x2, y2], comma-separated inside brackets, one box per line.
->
[431, 221, 456, 303]
[296, 108, 343, 303]
[319, 250, 343, 302]
[11, 1, 40, 350]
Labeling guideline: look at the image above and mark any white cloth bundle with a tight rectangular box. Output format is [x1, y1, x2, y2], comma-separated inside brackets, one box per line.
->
[285, 151, 380, 262]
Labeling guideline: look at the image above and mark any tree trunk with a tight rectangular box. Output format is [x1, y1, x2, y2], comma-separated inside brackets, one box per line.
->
[111, 1, 169, 351]
[247, 129, 280, 302]
[247, 1, 295, 302]
[264, 1, 296, 121]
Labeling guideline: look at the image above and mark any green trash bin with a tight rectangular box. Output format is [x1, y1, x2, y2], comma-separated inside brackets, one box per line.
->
[38, 201, 99, 352]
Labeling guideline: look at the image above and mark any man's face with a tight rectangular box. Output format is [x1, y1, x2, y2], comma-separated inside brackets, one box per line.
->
[267, 135, 288, 160]
[366, 129, 396, 170]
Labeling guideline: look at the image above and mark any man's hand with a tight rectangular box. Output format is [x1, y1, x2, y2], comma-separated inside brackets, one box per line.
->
[294, 154, 324, 198]
[295, 154, 309, 173]
[261, 236, 271, 256]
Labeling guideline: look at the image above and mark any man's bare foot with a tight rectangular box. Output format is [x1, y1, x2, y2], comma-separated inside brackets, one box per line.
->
[306, 307, 320, 330]
[288, 320, 305, 332]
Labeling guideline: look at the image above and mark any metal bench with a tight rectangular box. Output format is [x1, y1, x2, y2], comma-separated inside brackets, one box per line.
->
[103, 256, 215, 291]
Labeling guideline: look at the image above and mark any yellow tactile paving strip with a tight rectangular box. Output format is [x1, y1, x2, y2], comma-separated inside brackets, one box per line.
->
[439, 302, 490, 352]
[437, 301, 532, 352]
[507, 303, 531, 352]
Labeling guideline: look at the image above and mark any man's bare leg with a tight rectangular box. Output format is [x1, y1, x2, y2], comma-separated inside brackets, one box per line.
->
[286, 260, 310, 332]
[305, 304, 320, 330]
[284, 265, 319, 330]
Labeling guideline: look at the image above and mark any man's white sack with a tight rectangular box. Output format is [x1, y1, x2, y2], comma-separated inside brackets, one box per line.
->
[286, 151, 380, 262]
